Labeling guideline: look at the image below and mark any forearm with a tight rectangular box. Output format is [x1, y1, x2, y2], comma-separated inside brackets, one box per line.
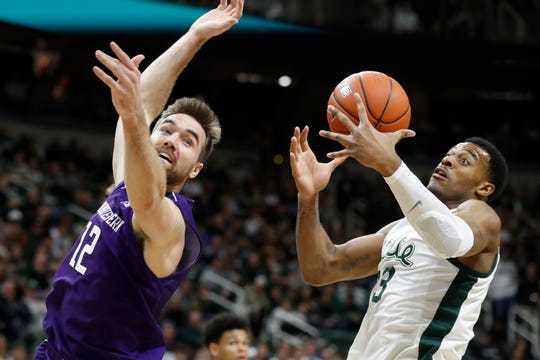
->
[384, 162, 473, 258]
[122, 118, 166, 209]
[140, 31, 206, 123]
[296, 195, 335, 284]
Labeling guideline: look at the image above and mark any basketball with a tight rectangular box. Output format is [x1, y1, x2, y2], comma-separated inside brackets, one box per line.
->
[327, 71, 411, 134]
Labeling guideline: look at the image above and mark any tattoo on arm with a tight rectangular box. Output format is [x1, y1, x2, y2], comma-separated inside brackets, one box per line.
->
[340, 254, 372, 274]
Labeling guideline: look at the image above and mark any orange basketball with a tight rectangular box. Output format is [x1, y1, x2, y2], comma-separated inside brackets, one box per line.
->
[327, 71, 411, 134]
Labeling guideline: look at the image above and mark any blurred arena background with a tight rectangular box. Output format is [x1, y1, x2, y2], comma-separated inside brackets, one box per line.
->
[0, 0, 539, 359]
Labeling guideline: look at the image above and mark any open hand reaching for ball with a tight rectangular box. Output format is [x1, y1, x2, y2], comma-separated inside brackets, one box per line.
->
[289, 126, 347, 202]
[322, 92, 416, 177]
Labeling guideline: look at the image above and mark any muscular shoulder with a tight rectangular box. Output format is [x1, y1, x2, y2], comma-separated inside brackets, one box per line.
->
[456, 200, 501, 269]
[455, 199, 501, 233]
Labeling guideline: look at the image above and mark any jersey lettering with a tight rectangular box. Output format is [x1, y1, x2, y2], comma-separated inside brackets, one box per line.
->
[385, 240, 415, 267]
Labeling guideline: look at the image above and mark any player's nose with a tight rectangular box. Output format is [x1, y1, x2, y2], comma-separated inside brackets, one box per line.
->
[163, 133, 179, 148]
[441, 156, 454, 167]
[238, 344, 249, 353]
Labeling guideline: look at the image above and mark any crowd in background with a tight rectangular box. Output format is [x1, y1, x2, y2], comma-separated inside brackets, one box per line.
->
[0, 122, 538, 359]
[0, 1, 539, 357]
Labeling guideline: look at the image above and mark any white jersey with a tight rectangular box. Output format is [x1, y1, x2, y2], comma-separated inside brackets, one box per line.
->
[347, 216, 498, 360]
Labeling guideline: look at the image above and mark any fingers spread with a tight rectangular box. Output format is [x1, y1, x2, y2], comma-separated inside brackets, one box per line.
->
[95, 50, 125, 82]
[290, 128, 300, 154]
[131, 54, 146, 68]
[329, 155, 348, 170]
[94, 42, 143, 89]
[109, 42, 140, 72]
[92, 66, 116, 89]
[396, 129, 416, 141]
[319, 129, 350, 147]
[327, 105, 356, 132]
[299, 126, 311, 152]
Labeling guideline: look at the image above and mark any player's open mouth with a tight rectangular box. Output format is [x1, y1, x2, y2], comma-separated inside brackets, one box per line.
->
[433, 167, 447, 179]
[158, 153, 172, 164]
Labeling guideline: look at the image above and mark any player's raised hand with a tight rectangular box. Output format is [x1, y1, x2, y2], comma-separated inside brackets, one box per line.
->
[321, 93, 415, 176]
[290, 126, 346, 200]
[188, 0, 244, 40]
[93, 42, 145, 125]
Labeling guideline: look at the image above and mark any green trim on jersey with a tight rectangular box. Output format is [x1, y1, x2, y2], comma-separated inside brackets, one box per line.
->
[447, 252, 499, 278]
[417, 252, 499, 359]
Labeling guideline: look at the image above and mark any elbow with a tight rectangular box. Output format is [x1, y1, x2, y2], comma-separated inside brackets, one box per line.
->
[299, 265, 332, 287]
[415, 213, 474, 258]
[302, 276, 325, 287]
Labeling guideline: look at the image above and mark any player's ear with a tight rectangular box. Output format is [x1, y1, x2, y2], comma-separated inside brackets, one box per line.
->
[208, 342, 219, 357]
[189, 162, 204, 179]
[476, 181, 494, 199]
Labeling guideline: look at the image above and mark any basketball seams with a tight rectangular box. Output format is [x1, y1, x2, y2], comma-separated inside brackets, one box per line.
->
[356, 73, 380, 128]
[390, 105, 411, 124]
[383, 78, 410, 124]
[379, 77, 393, 123]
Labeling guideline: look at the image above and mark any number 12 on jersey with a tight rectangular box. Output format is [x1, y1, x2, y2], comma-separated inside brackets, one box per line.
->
[69, 221, 101, 275]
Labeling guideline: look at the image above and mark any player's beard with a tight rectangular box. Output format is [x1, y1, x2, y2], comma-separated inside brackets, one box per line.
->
[164, 164, 190, 187]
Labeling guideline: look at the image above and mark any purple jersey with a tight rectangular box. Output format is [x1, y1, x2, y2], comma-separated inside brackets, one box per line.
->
[39, 182, 202, 359]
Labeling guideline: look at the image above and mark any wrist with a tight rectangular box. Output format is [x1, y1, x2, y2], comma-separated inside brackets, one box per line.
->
[378, 159, 403, 178]
[186, 27, 212, 45]
[383, 161, 408, 183]
[297, 192, 319, 206]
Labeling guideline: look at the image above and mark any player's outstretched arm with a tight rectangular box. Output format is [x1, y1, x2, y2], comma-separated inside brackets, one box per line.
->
[140, 0, 244, 122]
[290, 126, 381, 285]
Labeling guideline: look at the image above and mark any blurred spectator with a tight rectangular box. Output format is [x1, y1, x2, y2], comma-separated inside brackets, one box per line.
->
[162, 320, 179, 360]
[392, 1, 421, 33]
[177, 308, 205, 350]
[237, 274, 272, 337]
[22, 250, 51, 293]
[488, 243, 519, 332]
[0, 279, 31, 347]
[6, 343, 28, 360]
[31, 39, 60, 79]
[251, 341, 271, 360]
[20, 278, 46, 352]
[516, 261, 539, 308]
[0, 334, 8, 359]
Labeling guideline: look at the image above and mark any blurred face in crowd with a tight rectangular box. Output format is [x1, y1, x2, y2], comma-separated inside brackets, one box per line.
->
[208, 329, 250, 360]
